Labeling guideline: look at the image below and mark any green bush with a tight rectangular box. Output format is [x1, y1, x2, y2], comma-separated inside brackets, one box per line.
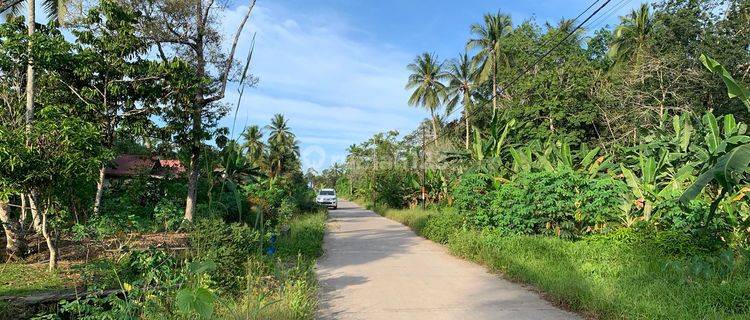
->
[373, 169, 418, 208]
[190, 218, 261, 292]
[422, 210, 463, 244]
[277, 211, 326, 258]
[452, 173, 493, 220]
[652, 198, 733, 251]
[486, 169, 627, 238]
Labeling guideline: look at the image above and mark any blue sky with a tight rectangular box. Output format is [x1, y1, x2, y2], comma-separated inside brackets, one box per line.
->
[219, 0, 648, 172]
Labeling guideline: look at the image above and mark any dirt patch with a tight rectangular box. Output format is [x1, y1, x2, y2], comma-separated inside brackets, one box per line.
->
[3, 231, 189, 268]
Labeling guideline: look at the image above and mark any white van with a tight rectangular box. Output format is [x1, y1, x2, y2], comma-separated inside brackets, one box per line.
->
[316, 188, 337, 209]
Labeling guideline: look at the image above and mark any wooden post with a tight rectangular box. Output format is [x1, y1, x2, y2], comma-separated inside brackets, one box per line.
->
[421, 127, 426, 210]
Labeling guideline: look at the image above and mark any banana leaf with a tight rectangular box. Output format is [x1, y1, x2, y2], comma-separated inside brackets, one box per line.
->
[680, 143, 750, 204]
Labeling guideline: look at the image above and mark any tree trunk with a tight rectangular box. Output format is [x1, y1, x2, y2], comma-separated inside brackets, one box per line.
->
[19, 194, 27, 225]
[492, 65, 497, 119]
[429, 108, 439, 141]
[464, 94, 470, 150]
[92, 167, 106, 215]
[28, 192, 42, 234]
[184, 152, 199, 222]
[40, 202, 57, 271]
[0, 200, 26, 259]
[25, 0, 35, 134]
[183, 0, 206, 223]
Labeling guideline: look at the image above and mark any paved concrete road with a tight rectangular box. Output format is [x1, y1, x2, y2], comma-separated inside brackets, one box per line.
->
[315, 201, 580, 320]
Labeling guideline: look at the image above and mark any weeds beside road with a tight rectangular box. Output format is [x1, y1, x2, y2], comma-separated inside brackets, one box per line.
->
[373, 206, 750, 320]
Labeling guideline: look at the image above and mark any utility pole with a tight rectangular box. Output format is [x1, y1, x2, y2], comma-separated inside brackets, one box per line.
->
[421, 126, 426, 210]
[371, 147, 376, 206]
[350, 161, 354, 197]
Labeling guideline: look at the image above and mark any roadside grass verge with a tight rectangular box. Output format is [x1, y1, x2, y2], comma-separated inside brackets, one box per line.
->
[217, 211, 327, 320]
[376, 206, 750, 320]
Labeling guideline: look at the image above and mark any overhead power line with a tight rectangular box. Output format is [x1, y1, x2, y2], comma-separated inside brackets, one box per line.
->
[586, 0, 634, 31]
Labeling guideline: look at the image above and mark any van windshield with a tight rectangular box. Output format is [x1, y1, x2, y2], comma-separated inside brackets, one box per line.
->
[319, 190, 335, 196]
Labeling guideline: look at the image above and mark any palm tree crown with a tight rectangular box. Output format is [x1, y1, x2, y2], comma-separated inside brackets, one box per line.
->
[446, 52, 478, 149]
[608, 3, 654, 64]
[406, 52, 448, 139]
[467, 12, 512, 81]
[1, 0, 68, 24]
[466, 11, 513, 116]
[266, 113, 294, 147]
[265, 114, 297, 177]
[240, 124, 265, 164]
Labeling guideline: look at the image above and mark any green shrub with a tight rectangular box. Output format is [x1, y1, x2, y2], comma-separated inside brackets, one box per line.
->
[452, 173, 493, 221]
[277, 211, 326, 258]
[422, 210, 464, 244]
[373, 168, 418, 208]
[56, 249, 186, 319]
[153, 198, 183, 231]
[486, 169, 627, 238]
[190, 218, 261, 292]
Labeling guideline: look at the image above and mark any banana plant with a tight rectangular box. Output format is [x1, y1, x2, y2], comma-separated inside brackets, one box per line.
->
[680, 144, 750, 222]
[621, 153, 695, 220]
[547, 141, 608, 177]
[697, 113, 749, 160]
[442, 119, 515, 164]
[425, 169, 451, 204]
[509, 143, 534, 174]
[701, 54, 750, 112]
[679, 55, 750, 223]
[628, 113, 695, 170]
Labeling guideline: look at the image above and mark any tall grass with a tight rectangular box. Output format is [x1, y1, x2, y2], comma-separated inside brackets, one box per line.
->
[378, 206, 750, 320]
[217, 211, 326, 320]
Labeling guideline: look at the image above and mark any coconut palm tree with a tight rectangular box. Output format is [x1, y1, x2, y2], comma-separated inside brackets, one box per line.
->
[265, 114, 298, 177]
[241, 125, 265, 165]
[446, 52, 478, 149]
[547, 18, 584, 46]
[467, 12, 512, 117]
[406, 52, 447, 140]
[1, 0, 68, 23]
[2, 0, 70, 131]
[266, 114, 294, 147]
[608, 3, 654, 64]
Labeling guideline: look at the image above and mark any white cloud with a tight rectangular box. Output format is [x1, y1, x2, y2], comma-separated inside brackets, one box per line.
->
[217, 2, 427, 171]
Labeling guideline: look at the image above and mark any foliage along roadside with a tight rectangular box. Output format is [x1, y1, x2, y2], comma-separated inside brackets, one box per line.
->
[375, 206, 750, 320]
[10, 210, 326, 320]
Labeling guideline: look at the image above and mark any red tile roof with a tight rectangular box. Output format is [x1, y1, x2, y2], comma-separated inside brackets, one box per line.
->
[156, 159, 187, 177]
[104, 155, 156, 177]
[105, 155, 185, 178]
